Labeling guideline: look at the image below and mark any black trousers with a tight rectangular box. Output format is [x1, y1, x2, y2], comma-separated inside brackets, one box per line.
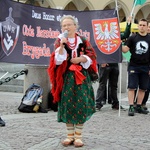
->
[135, 77, 150, 105]
[96, 64, 119, 106]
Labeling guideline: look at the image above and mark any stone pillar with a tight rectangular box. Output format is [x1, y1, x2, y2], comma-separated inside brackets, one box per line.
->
[118, 61, 128, 93]
[24, 65, 50, 109]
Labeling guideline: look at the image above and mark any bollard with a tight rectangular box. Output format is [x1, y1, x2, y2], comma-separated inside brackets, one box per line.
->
[24, 64, 50, 109]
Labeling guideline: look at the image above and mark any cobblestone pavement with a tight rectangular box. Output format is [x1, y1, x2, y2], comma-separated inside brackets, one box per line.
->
[0, 90, 150, 150]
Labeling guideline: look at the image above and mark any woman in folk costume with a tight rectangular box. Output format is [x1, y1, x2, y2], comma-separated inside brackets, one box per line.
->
[47, 15, 97, 147]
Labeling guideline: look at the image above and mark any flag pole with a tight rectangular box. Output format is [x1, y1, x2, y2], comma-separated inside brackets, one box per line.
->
[130, 0, 137, 17]
[114, 0, 120, 22]
[114, 0, 121, 117]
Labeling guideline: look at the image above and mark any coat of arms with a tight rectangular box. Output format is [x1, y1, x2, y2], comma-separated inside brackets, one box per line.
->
[0, 7, 20, 56]
[92, 18, 121, 54]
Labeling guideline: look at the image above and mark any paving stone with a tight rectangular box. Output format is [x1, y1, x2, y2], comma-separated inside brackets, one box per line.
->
[0, 91, 150, 150]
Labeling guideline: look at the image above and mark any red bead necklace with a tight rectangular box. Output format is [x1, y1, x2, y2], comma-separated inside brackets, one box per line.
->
[67, 34, 77, 50]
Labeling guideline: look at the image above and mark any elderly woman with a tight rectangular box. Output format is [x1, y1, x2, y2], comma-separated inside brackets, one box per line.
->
[48, 15, 97, 147]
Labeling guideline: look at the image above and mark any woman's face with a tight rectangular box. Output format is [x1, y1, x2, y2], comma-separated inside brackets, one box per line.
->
[61, 18, 77, 37]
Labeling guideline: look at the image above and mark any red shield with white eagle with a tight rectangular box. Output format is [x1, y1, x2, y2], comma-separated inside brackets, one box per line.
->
[92, 18, 121, 54]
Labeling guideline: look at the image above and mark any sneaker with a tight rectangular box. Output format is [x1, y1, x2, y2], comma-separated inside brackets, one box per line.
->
[128, 106, 135, 116]
[0, 117, 5, 127]
[96, 104, 103, 111]
[136, 106, 149, 114]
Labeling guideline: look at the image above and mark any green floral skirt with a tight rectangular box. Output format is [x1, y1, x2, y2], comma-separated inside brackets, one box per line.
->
[58, 69, 95, 124]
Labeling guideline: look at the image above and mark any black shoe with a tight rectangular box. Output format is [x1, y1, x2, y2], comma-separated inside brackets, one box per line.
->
[96, 104, 103, 111]
[108, 101, 112, 104]
[0, 117, 5, 127]
[39, 106, 48, 113]
[101, 101, 106, 105]
[128, 106, 135, 116]
[112, 103, 119, 109]
[141, 105, 148, 110]
[136, 106, 149, 114]
[112, 104, 124, 110]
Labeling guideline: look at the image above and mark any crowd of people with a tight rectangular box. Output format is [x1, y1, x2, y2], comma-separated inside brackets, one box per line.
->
[95, 16, 132, 111]
[96, 17, 150, 117]
[1, 14, 150, 148]
[122, 18, 150, 116]
[47, 14, 150, 147]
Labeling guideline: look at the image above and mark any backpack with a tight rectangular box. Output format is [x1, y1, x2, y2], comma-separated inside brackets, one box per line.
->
[18, 83, 47, 113]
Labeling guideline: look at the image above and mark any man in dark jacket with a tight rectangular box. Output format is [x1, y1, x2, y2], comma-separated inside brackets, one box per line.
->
[96, 16, 132, 110]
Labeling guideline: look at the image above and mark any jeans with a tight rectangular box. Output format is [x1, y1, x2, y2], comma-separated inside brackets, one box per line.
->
[96, 64, 119, 107]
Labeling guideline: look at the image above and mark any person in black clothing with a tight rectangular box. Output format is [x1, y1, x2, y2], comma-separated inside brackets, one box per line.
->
[0, 117, 5, 127]
[140, 82, 150, 110]
[140, 22, 150, 110]
[96, 16, 132, 110]
[134, 22, 150, 110]
[122, 18, 150, 116]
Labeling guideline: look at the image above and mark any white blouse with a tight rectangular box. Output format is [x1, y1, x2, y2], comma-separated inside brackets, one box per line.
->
[55, 36, 92, 69]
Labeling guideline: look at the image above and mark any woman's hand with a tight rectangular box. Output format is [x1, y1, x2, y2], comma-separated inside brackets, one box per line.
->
[59, 37, 67, 54]
[60, 37, 67, 46]
[70, 56, 87, 64]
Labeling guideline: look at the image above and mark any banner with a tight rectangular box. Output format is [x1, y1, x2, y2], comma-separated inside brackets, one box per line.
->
[0, 0, 122, 65]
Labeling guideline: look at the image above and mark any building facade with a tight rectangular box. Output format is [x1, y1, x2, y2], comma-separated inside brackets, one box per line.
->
[15, 0, 150, 23]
